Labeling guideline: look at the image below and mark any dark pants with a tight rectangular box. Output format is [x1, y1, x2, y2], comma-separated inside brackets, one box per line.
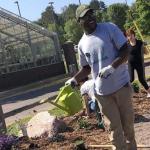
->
[89, 100, 103, 123]
[128, 62, 149, 90]
[95, 100, 103, 123]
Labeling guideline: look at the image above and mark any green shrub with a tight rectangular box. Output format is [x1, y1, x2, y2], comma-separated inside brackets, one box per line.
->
[77, 118, 90, 129]
[132, 81, 140, 93]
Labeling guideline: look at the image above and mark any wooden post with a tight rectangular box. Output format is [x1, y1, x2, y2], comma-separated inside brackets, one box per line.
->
[0, 104, 7, 133]
[87, 144, 150, 149]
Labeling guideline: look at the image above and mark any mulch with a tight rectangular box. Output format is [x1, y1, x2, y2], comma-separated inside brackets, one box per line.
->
[12, 90, 150, 150]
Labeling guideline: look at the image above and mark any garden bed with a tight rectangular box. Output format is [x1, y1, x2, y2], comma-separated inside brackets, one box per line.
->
[10, 90, 150, 149]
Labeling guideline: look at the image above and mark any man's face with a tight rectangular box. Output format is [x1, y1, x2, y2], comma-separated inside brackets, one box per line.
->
[78, 10, 97, 34]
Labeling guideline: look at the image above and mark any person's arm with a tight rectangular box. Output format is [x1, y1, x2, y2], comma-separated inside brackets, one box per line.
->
[65, 65, 91, 86]
[66, 44, 91, 85]
[99, 42, 129, 78]
[106, 23, 130, 68]
[141, 44, 145, 62]
[74, 65, 91, 83]
[75, 45, 91, 83]
[111, 42, 129, 69]
[142, 42, 149, 55]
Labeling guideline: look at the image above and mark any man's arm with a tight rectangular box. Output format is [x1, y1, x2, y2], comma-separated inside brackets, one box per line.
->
[111, 42, 129, 69]
[74, 65, 91, 83]
[142, 43, 149, 55]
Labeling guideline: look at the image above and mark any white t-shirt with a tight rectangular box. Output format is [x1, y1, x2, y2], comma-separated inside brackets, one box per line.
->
[80, 79, 95, 100]
[78, 22, 130, 95]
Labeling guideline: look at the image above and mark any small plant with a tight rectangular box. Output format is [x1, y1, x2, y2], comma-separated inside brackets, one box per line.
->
[7, 116, 31, 136]
[132, 81, 140, 93]
[77, 118, 90, 129]
[0, 134, 18, 150]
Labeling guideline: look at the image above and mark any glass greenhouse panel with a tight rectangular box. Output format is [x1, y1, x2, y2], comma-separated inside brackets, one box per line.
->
[0, 7, 62, 74]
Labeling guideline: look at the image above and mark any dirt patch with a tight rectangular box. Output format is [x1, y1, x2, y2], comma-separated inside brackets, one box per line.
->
[13, 90, 150, 150]
[133, 90, 150, 147]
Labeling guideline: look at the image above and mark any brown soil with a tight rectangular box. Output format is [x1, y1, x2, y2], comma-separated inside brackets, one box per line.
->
[13, 90, 150, 150]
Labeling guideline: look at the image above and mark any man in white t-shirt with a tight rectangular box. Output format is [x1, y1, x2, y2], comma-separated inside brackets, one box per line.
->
[66, 4, 137, 150]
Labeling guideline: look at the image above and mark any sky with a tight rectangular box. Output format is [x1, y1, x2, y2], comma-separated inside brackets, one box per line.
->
[0, 0, 135, 21]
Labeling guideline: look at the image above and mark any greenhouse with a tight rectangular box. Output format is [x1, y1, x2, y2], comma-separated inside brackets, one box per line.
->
[0, 7, 65, 90]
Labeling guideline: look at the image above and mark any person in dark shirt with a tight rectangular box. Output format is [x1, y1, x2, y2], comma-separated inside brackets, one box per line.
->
[126, 29, 150, 98]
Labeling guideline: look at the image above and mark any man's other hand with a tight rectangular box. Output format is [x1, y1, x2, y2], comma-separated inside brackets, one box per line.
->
[65, 77, 77, 87]
[99, 65, 115, 79]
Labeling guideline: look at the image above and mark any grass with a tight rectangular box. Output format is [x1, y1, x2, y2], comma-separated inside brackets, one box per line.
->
[7, 116, 32, 136]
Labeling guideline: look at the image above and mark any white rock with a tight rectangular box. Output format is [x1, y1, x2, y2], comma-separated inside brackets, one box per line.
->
[26, 111, 56, 138]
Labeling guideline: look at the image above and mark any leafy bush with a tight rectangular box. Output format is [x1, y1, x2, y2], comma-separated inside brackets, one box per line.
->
[132, 81, 140, 93]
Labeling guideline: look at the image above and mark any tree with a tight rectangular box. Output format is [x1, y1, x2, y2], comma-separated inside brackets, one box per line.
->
[48, 23, 65, 44]
[64, 19, 83, 44]
[99, 1, 107, 11]
[90, 0, 101, 10]
[39, 6, 58, 28]
[89, 0, 107, 22]
[124, 3, 137, 30]
[61, 4, 78, 22]
[135, 0, 150, 35]
[90, 0, 106, 11]
[107, 3, 129, 30]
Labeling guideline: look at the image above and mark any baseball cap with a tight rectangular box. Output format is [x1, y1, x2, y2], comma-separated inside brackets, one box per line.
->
[76, 4, 93, 21]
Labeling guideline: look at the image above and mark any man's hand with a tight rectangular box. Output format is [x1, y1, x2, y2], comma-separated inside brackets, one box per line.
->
[65, 77, 77, 87]
[99, 65, 115, 79]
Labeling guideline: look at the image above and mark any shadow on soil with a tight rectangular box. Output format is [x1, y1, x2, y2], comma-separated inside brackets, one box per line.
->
[134, 114, 150, 123]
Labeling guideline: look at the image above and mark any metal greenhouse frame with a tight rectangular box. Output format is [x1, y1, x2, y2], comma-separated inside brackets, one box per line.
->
[0, 7, 65, 90]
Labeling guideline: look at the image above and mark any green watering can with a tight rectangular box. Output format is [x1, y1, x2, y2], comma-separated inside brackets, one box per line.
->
[51, 84, 83, 115]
